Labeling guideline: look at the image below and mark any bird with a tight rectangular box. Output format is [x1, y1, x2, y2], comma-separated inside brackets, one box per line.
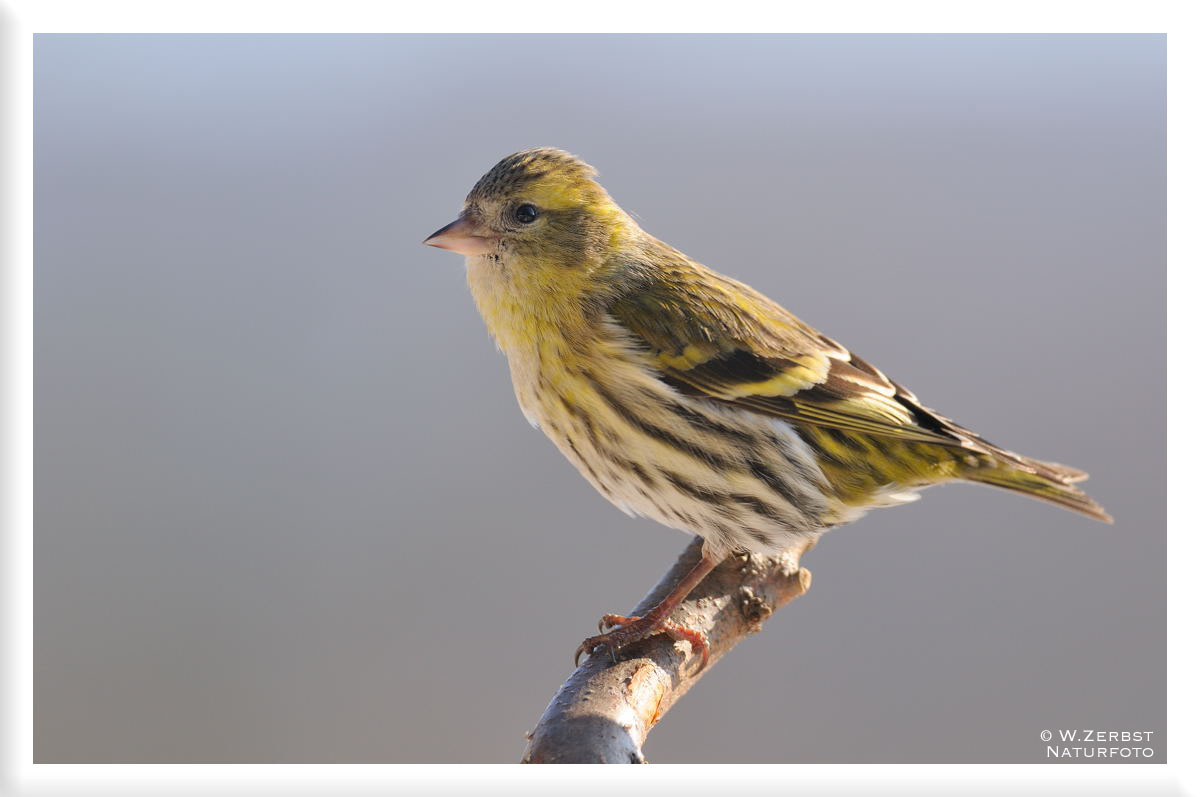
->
[423, 147, 1110, 670]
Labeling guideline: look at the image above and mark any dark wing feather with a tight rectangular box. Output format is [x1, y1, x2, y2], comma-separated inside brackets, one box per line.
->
[608, 254, 995, 454]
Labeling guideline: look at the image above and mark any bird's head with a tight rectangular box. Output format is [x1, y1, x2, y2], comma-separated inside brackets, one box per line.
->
[423, 148, 633, 270]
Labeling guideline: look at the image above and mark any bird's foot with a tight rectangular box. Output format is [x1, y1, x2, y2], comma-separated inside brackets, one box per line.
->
[574, 613, 709, 672]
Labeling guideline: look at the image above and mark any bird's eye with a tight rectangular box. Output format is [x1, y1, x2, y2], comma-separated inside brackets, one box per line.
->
[514, 203, 539, 224]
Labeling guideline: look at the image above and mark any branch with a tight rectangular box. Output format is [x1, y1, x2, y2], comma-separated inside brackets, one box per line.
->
[521, 536, 814, 763]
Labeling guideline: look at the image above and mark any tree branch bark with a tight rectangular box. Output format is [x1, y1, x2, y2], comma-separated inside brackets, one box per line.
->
[521, 536, 814, 763]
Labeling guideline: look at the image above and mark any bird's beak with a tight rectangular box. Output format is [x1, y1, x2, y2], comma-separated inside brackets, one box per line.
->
[422, 215, 498, 256]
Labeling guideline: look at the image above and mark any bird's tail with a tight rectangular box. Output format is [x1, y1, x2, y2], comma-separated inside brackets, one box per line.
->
[962, 456, 1112, 523]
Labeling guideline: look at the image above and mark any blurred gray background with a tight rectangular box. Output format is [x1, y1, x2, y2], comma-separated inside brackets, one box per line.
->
[34, 34, 1164, 763]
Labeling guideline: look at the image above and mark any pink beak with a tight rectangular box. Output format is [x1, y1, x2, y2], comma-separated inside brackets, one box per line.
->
[422, 215, 498, 256]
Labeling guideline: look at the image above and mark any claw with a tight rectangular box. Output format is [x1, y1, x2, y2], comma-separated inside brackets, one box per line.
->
[598, 613, 638, 633]
[574, 632, 609, 667]
[573, 636, 620, 667]
[573, 613, 709, 673]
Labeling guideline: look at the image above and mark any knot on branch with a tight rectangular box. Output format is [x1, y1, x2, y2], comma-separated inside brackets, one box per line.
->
[738, 585, 771, 629]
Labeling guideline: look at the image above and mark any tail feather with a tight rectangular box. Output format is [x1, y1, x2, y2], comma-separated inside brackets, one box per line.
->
[964, 460, 1112, 523]
[1026, 459, 1090, 484]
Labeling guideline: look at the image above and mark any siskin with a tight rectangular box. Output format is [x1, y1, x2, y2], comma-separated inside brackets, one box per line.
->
[424, 147, 1110, 669]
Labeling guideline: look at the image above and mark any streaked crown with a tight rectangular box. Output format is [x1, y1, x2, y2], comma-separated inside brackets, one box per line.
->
[466, 148, 608, 211]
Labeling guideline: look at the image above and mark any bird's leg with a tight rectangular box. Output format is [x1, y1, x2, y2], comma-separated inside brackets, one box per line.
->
[574, 550, 722, 672]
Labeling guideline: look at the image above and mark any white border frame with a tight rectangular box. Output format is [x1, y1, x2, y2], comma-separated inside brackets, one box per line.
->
[4, 3, 1192, 795]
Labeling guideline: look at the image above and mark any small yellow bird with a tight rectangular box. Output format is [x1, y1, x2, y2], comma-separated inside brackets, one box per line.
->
[424, 147, 1110, 669]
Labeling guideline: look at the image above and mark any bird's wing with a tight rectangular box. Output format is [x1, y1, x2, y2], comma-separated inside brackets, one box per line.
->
[607, 259, 984, 450]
